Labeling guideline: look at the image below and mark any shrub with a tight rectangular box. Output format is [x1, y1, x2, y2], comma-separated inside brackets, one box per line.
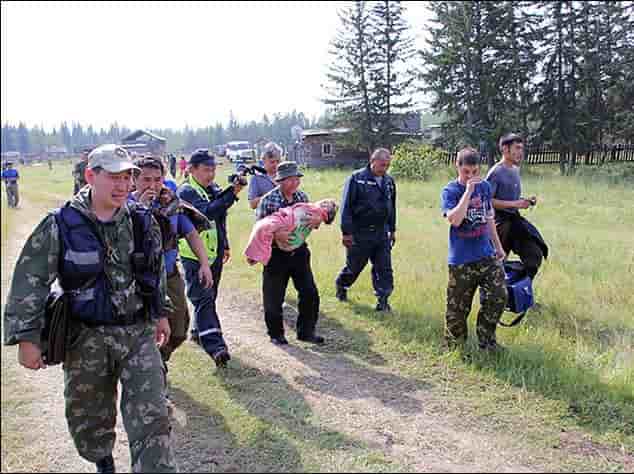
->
[391, 141, 448, 180]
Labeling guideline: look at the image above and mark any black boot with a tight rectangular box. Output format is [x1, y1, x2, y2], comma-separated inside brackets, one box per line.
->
[375, 296, 392, 312]
[96, 455, 115, 473]
[336, 285, 347, 302]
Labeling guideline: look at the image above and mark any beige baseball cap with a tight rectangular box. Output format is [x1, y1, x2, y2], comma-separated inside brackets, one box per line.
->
[88, 144, 140, 173]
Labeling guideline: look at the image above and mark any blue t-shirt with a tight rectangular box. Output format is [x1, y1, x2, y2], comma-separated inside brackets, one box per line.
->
[164, 213, 194, 274]
[485, 162, 521, 218]
[1, 169, 19, 181]
[441, 180, 495, 265]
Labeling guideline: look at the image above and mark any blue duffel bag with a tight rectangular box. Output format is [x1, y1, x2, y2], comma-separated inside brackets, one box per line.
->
[499, 260, 534, 327]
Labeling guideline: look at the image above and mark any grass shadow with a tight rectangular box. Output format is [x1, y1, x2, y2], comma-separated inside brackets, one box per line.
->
[169, 380, 305, 473]
[214, 356, 375, 465]
[344, 299, 633, 442]
[281, 300, 434, 415]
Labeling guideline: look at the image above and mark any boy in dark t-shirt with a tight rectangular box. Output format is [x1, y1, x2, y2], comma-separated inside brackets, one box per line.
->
[441, 148, 507, 352]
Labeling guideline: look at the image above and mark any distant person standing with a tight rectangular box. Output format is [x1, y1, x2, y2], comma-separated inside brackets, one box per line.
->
[335, 148, 397, 312]
[73, 147, 91, 194]
[178, 156, 187, 179]
[248, 142, 282, 211]
[47, 158, 53, 171]
[169, 153, 177, 179]
[486, 133, 548, 280]
[1, 161, 20, 208]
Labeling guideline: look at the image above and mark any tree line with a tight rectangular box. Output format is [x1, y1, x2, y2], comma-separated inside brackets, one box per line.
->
[325, 1, 634, 170]
[1, 110, 324, 156]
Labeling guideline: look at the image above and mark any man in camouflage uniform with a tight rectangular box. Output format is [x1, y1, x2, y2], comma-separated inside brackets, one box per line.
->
[441, 147, 508, 352]
[3, 145, 177, 473]
[73, 147, 91, 194]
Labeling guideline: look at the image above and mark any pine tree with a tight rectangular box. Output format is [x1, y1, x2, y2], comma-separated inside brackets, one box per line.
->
[369, 0, 418, 148]
[322, 0, 376, 151]
[420, 1, 503, 157]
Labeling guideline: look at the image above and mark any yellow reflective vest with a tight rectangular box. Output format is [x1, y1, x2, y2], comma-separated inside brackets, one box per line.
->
[178, 177, 218, 263]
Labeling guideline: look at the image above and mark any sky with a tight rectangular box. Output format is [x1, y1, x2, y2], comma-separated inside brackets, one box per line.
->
[1, 1, 433, 132]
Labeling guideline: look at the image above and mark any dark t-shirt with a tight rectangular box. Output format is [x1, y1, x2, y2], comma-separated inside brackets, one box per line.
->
[486, 162, 521, 218]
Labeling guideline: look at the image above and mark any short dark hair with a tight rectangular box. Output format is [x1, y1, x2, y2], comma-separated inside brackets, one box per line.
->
[134, 157, 165, 175]
[499, 133, 523, 152]
[456, 147, 481, 166]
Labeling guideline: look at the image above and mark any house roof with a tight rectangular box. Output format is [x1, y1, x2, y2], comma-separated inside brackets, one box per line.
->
[121, 129, 167, 143]
[302, 128, 352, 137]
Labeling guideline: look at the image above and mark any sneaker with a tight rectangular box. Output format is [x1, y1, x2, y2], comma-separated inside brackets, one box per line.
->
[190, 331, 200, 345]
[297, 334, 325, 344]
[375, 296, 392, 312]
[270, 335, 289, 346]
[212, 349, 231, 368]
[336, 286, 347, 302]
[95, 455, 115, 473]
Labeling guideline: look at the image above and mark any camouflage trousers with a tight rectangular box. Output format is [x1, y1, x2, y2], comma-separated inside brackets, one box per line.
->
[63, 321, 177, 473]
[5, 182, 18, 207]
[445, 257, 507, 347]
[160, 269, 191, 363]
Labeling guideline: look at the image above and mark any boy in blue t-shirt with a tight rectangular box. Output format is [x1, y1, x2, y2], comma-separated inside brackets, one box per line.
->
[441, 148, 507, 352]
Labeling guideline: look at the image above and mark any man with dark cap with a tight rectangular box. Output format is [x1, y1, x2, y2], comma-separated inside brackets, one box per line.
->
[256, 161, 324, 346]
[486, 133, 548, 280]
[335, 148, 397, 312]
[177, 149, 244, 368]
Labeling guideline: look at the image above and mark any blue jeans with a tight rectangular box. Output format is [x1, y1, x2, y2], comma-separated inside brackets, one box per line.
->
[181, 257, 226, 357]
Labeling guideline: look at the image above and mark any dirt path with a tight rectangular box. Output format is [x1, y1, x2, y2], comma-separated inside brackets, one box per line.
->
[2, 201, 630, 472]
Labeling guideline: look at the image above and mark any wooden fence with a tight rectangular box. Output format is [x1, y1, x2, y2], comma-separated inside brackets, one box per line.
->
[440, 143, 634, 166]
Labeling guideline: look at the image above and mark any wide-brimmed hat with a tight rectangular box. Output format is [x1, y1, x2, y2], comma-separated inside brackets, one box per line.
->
[274, 161, 303, 182]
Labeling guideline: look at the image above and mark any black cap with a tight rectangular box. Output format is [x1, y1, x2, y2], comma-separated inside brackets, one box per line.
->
[189, 149, 216, 166]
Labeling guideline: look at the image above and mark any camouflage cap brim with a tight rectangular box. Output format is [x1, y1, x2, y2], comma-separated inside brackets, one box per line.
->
[97, 161, 141, 173]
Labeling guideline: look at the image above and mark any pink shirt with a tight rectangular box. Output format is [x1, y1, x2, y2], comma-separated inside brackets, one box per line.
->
[244, 203, 328, 265]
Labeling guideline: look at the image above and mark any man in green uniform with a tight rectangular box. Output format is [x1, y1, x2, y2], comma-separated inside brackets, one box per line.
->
[73, 147, 92, 194]
[3, 144, 177, 473]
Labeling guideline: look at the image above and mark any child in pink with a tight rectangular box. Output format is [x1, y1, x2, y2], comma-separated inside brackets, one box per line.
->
[244, 199, 338, 266]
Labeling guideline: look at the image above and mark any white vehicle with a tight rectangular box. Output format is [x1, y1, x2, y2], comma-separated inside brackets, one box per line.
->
[225, 141, 256, 163]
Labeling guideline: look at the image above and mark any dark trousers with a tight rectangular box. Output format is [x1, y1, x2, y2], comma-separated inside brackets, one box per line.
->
[182, 257, 226, 357]
[497, 220, 543, 279]
[335, 231, 393, 298]
[262, 245, 320, 339]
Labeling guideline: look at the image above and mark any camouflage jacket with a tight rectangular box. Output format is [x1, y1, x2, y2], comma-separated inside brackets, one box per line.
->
[73, 160, 88, 191]
[3, 186, 171, 348]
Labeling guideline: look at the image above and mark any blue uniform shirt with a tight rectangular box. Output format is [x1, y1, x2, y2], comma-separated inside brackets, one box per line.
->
[441, 180, 495, 265]
[1, 169, 19, 181]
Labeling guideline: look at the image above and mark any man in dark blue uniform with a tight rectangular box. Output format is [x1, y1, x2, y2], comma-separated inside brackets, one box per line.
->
[335, 148, 397, 312]
[177, 149, 244, 368]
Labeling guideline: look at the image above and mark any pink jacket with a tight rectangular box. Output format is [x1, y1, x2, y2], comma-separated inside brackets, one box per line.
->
[244, 203, 328, 266]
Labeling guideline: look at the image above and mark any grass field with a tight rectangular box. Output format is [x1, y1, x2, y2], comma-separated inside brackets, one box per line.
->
[2, 158, 633, 471]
